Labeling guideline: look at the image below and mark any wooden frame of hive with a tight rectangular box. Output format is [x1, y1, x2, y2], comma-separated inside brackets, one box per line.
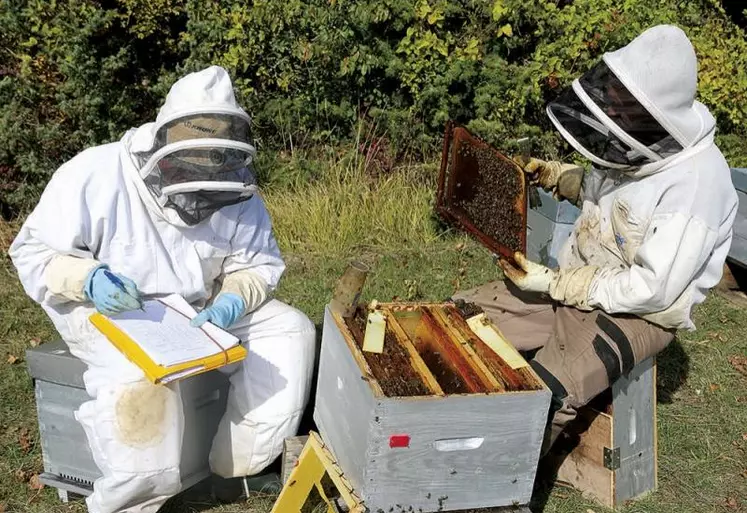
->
[436, 122, 528, 262]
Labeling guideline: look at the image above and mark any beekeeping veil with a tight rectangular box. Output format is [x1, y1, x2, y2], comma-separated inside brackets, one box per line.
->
[546, 25, 714, 173]
[127, 66, 258, 226]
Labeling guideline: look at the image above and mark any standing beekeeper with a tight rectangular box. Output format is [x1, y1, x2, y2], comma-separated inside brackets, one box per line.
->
[10, 66, 316, 512]
[456, 25, 738, 454]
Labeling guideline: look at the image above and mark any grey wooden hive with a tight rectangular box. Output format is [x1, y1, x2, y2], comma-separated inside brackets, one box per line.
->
[526, 187, 580, 268]
[26, 340, 229, 502]
[551, 357, 658, 509]
[728, 168, 747, 269]
[313, 304, 551, 512]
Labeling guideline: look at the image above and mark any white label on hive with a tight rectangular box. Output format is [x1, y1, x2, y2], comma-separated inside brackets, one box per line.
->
[362, 310, 386, 354]
[467, 313, 528, 369]
[434, 437, 484, 452]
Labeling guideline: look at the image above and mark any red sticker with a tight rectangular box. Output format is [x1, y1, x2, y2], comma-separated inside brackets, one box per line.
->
[389, 434, 410, 448]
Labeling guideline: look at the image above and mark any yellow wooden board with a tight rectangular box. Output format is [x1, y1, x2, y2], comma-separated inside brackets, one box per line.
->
[272, 432, 365, 513]
[466, 313, 528, 369]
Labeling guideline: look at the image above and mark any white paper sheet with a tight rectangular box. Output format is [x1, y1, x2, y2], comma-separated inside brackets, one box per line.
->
[109, 294, 239, 367]
[160, 365, 205, 384]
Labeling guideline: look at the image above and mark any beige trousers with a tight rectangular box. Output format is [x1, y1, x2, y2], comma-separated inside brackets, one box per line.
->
[454, 280, 674, 453]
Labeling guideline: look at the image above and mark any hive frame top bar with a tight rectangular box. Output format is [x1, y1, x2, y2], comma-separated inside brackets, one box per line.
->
[332, 302, 544, 399]
[436, 121, 528, 261]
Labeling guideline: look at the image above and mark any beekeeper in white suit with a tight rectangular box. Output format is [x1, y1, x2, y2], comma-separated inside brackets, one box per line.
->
[457, 25, 738, 452]
[10, 66, 316, 512]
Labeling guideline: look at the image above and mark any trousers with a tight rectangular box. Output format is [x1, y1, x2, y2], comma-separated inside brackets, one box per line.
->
[62, 299, 315, 513]
[454, 280, 674, 452]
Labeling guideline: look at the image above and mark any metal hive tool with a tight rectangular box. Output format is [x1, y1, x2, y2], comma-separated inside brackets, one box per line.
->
[436, 122, 527, 261]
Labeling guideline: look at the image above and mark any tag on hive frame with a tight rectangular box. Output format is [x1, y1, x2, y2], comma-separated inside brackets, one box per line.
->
[466, 313, 528, 369]
[362, 310, 386, 353]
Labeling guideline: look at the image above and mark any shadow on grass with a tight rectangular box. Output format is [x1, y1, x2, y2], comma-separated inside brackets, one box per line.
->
[161, 480, 278, 513]
[656, 337, 690, 404]
[530, 406, 607, 513]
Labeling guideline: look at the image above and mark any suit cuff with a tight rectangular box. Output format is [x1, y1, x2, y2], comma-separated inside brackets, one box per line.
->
[219, 269, 270, 314]
[44, 254, 102, 302]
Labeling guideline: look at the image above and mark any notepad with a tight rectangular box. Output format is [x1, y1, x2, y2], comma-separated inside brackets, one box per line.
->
[89, 294, 247, 384]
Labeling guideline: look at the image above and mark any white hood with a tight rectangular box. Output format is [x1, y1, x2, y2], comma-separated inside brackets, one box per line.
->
[604, 25, 713, 148]
[129, 66, 252, 155]
[548, 25, 716, 178]
[122, 66, 257, 227]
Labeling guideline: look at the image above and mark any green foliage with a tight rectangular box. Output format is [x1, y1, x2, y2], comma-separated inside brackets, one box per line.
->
[2, 0, 747, 217]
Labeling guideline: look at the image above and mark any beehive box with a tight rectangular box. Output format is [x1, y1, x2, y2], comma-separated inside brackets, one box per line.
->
[728, 168, 747, 269]
[313, 303, 551, 512]
[526, 187, 580, 268]
[550, 357, 658, 509]
[26, 340, 229, 501]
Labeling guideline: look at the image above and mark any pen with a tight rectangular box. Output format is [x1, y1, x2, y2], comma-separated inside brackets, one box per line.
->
[104, 270, 145, 311]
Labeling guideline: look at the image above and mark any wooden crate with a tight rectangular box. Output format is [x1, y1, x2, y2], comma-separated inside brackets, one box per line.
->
[549, 357, 657, 508]
[313, 303, 551, 512]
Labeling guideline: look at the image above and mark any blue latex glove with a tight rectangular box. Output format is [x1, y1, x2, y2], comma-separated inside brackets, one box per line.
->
[190, 293, 245, 330]
[85, 265, 143, 316]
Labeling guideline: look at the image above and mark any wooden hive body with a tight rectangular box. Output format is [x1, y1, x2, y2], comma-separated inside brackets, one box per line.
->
[551, 357, 658, 509]
[727, 167, 747, 268]
[526, 187, 580, 268]
[313, 303, 551, 512]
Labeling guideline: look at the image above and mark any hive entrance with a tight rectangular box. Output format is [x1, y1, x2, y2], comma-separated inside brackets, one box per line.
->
[343, 303, 542, 397]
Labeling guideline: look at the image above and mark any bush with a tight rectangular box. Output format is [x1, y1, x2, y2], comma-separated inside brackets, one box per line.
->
[2, 0, 746, 218]
[0, 0, 185, 216]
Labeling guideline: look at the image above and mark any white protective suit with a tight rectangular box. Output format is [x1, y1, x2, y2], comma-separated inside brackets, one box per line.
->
[546, 25, 738, 329]
[10, 67, 316, 513]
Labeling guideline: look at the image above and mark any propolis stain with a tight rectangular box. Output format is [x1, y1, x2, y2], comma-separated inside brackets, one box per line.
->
[115, 382, 171, 447]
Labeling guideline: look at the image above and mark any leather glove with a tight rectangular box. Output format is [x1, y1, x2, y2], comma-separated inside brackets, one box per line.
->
[84, 265, 143, 316]
[499, 252, 556, 294]
[499, 252, 599, 310]
[191, 293, 246, 330]
[218, 269, 268, 314]
[519, 158, 585, 205]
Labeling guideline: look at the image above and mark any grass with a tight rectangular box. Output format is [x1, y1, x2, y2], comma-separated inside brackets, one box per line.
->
[1, 149, 746, 513]
[261, 148, 442, 256]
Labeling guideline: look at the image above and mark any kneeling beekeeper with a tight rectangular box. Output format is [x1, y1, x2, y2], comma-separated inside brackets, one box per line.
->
[10, 66, 316, 512]
[456, 25, 738, 453]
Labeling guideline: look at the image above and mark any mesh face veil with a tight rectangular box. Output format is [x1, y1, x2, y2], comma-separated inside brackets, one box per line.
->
[136, 113, 258, 226]
[547, 61, 683, 170]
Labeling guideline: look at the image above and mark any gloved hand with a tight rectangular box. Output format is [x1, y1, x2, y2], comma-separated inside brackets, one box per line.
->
[498, 252, 557, 294]
[519, 158, 585, 204]
[85, 265, 143, 316]
[499, 252, 600, 310]
[190, 293, 246, 330]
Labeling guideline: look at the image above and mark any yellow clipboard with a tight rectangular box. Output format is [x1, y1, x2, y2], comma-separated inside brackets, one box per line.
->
[89, 311, 247, 384]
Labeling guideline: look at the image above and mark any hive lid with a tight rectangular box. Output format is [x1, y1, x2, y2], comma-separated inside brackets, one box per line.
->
[436, 122, 527, 261]
[26, 340, 86, 388]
